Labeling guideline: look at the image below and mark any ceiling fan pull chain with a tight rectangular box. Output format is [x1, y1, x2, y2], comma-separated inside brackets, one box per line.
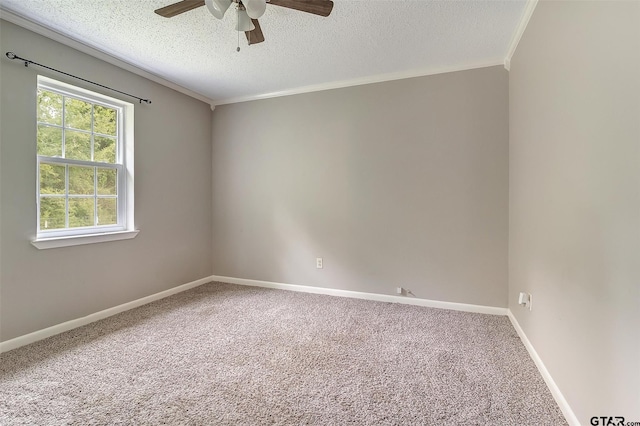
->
[236, 5, 241, 52]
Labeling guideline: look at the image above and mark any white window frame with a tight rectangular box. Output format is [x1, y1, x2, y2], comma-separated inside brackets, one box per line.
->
[32, 76, 137, 249]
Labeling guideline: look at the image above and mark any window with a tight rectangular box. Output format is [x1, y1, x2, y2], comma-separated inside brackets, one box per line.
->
[34, 76, 137, 249]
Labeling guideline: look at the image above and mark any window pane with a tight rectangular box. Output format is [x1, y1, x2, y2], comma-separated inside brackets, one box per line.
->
[69, 166, 95, 195]
[37, 125, 63, 157]
[36, 79, 132, 239]
[97, 198, 117, 225]
[94, 136, 116, 163]
[97, 168, 117, 195]
[65, 130, 91, 160]
[38, 90, 63, 125]
[40, 197, 66, 230]
[94, 105, 117, 136]
[65, 97, 92, 131]
[40, 163, 66, 194]
[69, 198, 95, 228]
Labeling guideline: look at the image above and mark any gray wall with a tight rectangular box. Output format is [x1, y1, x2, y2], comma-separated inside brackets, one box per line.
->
[509, 1, 640, 423]
[0, 21, 213, 341]
[212, 66, 509, 307]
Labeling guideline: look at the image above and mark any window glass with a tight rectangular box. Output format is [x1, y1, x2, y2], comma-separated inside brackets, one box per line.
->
[36, 76, 134, 241]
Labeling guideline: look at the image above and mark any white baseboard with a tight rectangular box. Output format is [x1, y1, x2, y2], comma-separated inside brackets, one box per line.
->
[0, 275, 214, 353]
[211, 275, 508, 316]
[1, 275, 504, 353]
[507, 310, 580, 426]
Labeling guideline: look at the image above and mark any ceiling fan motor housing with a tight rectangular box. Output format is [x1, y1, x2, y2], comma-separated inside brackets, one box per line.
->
[205, 0, 266, 20]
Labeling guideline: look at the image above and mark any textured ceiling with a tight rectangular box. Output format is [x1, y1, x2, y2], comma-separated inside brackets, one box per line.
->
[0, 0, 527, 105]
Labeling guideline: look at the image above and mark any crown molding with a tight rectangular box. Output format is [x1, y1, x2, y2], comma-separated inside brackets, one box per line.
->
[504, 0, 539, 70]
[2, 6, 515, 108]
[212, 59, 506, 106]
[0, 8, 216, 108]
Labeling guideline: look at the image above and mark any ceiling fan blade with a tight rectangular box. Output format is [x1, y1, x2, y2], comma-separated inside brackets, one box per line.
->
[155, 0, 205, 18]
[268, 0, 333, 17]
[246, 19, 265, 45]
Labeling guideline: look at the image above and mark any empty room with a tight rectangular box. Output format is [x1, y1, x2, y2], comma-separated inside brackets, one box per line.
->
[0, 0, 638, 425]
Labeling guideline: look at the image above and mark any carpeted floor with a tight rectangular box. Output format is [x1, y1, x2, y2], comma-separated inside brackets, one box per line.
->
[0, 282, 566, 425]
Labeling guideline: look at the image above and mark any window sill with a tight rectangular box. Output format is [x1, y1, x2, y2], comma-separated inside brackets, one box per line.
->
[31, 230, 139, 250]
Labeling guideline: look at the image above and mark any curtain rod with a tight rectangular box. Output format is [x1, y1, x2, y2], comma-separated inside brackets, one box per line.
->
[5, 51, 152, 104]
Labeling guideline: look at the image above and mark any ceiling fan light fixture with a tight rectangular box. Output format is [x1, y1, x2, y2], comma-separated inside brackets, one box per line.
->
[235, 8, 255, 31]
[205, 0, 232, 19]
[243, 0, 267, 19]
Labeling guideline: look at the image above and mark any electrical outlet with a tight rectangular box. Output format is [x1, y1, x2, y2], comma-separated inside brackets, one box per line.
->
[396, 287, 404, 295]
[316, 258, 323, 269]
[518, 292, 528, 305]
[518, 292, 532, 311]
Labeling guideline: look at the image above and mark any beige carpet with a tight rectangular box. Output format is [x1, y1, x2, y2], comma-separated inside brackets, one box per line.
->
[0, 282, 566, 425]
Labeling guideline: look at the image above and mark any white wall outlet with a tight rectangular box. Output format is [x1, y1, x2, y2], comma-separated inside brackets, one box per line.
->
[518, 292, 532, 311]
[316, 258, 323, 269]
[396, 287, 404, 295]
[518, 292, 528, 305]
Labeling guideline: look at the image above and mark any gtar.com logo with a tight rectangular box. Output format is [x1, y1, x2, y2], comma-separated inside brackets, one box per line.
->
[590, 418, 623, 426]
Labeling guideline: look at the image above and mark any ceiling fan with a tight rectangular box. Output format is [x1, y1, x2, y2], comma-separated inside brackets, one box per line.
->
[154, 0, 334, 47]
